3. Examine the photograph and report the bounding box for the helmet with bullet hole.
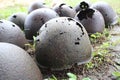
[8,12,27,30]
[35,17,92,71]
[74,2,105,34]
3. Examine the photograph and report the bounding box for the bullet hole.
[77,38,80,40]
[80,1,89,9]
[41,18,44,23]
[62,21,64,23]
[67,17,74,21]
[45,24,47,28]
[105,14,107,16]
[77,8,95,20]
[75,42,80,45]
[68,24,70,25]
[13,15,17,18]
[87,9,95,18]
[76,22,84,35]
[60,32,66,35]
[77,11,87,20]
[12,24,15,27]
[56,20,58,22]
[0,21,3,23]
[60,32,64,35]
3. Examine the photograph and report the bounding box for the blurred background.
[0,0,120,19]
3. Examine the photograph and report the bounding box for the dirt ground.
[40,25,120,80]
[81,25,120,80]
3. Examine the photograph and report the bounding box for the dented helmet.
[74,2,105,34]
[35,17,92,71]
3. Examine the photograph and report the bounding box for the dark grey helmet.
[74,8,105,34]
[28,1,47,13]
[8,12,27,30]
[35,17,92,71]
[24,8,59,40]
[0,20,28,48]
[91,1,118,26]
[53,3,76,18]
[0,42,43,80]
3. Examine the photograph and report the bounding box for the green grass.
[0,0,120,20]
[0,4,27,19]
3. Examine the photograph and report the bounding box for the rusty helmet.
[35,17,92,70]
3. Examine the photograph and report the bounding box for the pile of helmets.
[0,0,118,79]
